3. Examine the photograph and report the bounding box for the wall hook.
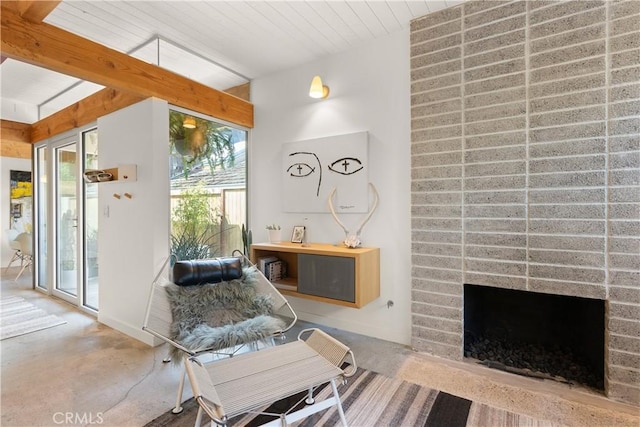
[113,193,121,199]
[124,192,133,199]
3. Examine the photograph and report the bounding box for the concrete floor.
[1,268,638,427]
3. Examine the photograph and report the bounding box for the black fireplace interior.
[464,284,604,390]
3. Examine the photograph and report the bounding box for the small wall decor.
[97,172,113,182]
[282,131,369,213]
[84,170,103,183]
[291,226,305,243]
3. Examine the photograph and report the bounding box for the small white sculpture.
[328,183,379,248]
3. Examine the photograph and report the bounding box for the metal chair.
[4,229,23,274]
[14,232,33,281]
[143,253,298,414]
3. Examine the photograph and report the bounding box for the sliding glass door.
[83,129,99,310]
[34,144,48,291]
[34,127,100,313]
[54,139,79,299]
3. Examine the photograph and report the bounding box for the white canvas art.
[282,131,369,213]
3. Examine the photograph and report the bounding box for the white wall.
[97,98,169,345]
[0,156,31,268]
[250,29,412,345]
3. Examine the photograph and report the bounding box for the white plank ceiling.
[0,0,464,124]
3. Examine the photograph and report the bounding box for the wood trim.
[1,4,254,128]
[1,119,32,158]
[16,1,61,22]
[30,88,146,142]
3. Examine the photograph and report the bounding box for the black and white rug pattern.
[146,366,554,427]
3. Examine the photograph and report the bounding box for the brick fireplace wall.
[409,1,639,405]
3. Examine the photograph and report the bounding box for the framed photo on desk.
[291,226,305,243]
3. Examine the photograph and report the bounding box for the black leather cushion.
[172,257,243,286]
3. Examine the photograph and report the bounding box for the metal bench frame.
[186,328,357,427]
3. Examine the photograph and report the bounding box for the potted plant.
[169,111,236,178]
[266,224,281,243]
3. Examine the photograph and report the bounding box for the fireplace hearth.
[464,284,605,391]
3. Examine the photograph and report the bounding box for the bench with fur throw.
[164,267,286,361]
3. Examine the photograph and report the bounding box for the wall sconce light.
[183,116,196,128]
[309,75,330,99]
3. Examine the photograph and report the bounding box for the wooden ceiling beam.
[0,88,146,145]
[0,4,254,128]
[0,119,32,158]
[31,88,146,143]
[1,119,31,143]
[0,140,32,159]
[15,1,61,22]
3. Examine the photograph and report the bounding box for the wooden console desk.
[250,242,380,308]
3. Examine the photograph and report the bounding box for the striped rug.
[0,296,66,340]
[146,366,553,427]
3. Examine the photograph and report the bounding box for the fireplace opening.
[463,284,605,391]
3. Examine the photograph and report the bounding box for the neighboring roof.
[170,147,246,192]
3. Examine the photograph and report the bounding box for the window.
[168,110,247,259]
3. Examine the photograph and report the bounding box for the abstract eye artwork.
[282,131,369,213]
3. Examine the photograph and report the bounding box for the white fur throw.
[165,267,286,361]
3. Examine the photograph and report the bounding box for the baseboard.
[294,309,404,344]
[98,313,164,347]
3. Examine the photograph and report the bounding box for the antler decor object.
[328,183,379,248]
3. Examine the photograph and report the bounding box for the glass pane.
[169,110,247,260]
[56,143,78,296]
[83,129,99,310]
[35,146,48,289]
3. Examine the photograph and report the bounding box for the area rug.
[0,296,66,340]
[145,365,553,427]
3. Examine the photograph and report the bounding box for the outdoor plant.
[86,228,99,277]
[171,186,228,260]
[170,227,216,260]
[241,224,252,255]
